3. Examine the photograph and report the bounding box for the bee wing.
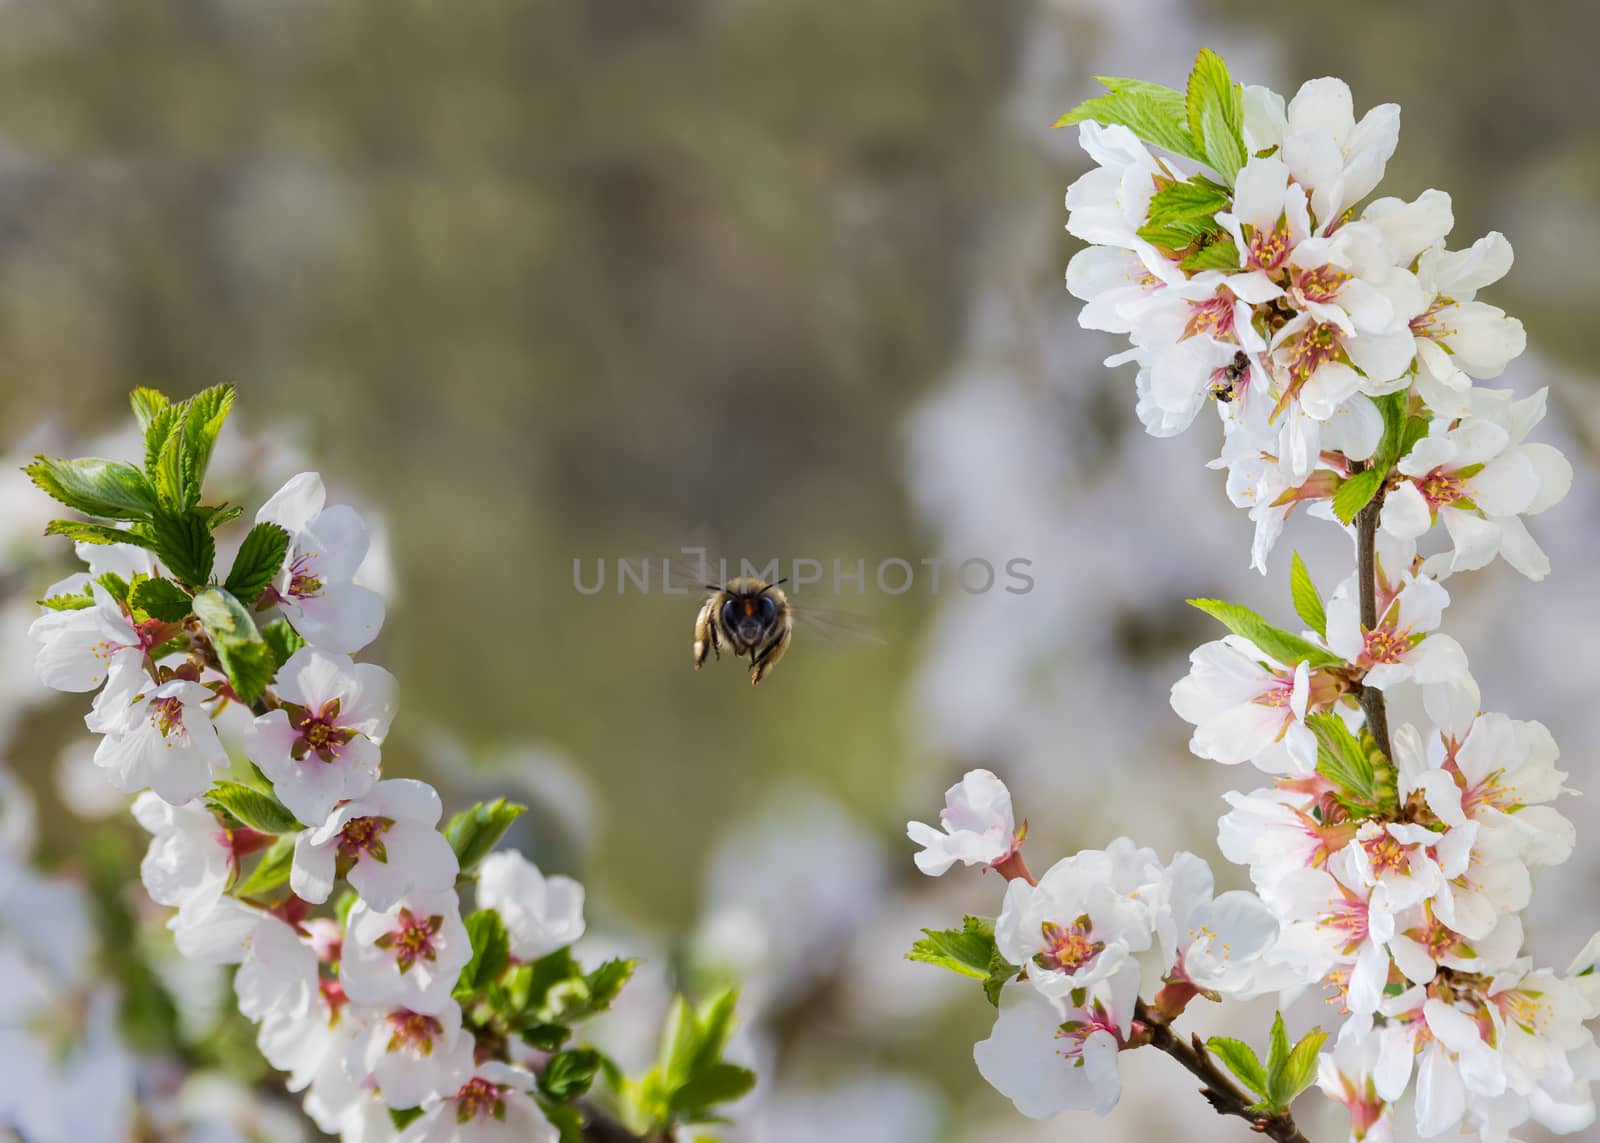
[788,600,886,645]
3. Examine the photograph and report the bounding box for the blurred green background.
[2,1,1598,1139]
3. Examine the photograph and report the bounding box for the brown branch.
[1134,1001,1312,1143]
[1353,485,1393,763]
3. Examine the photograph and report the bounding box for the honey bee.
[1209,351,1251,404]
[693,575,793,686]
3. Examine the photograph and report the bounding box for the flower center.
[1035,916,1104,974]
[1409,296,1457,341]
[1247,220,1291,272]
[386,1008,442,1055]
[1183,295,1237,343]
[452,1077,506,1124]
[1253,678,1295,709]
[290,699,357,764]
[1053,1002,1120,1066]
[1418,469,1464,508]
[373,908,444,973]
[1362,626,1411,665]
[1362,833,1409,877]
[287,553,325,600]
[1284,322,1341,383]
[151,695,188,740]
[339,816,394,862]
[1293,264,1351,304]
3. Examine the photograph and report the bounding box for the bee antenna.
[761,578,788,594]
[703,583,723,592]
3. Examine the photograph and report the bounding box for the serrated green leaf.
[1332,467,1386,525]
[261,619,307,671]
[39,589,95,611]
[224,522,289,605]
[1180,237,1242,271]
[539,1048,601,1102]
[1055,77,1208,165]
[1398,414,1432,462]
[143,401,185,480]
[98,573,133,605]
[129,388,170,431]
[234,833,297,897]
[179,385,234,508]
[1145,180,1231,228]
[1187,598,1344,669]
[207,781,301,834]
[670,1063,756,1119]
[444,798,527,874]
[454,909,511,999]
[907,917,996,981]
[1136,215,1223,251]
[1206,1036,1269,1098]
[521,1021,572,1051]
[192,586,274,704]
[26,457,159,521]
[1308,713,1375,799]
[150,509,216,586]
[129,577,193,623]
[522,947,583,1018]
[1186,49,1246,183]
[1274,1027,1328,1107]
[1289,551,1327,638]
[43,519,158,550]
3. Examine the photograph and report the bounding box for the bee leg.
[693,600,718,669]
[748,625,791,686]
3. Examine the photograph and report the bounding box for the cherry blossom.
[257,471,386,653]
[474,850,586,962]
[906,768,1021,875]
[293,778,459,910]
[342,890,472,1016]
[397,1062,557,1143]
[85,663,227,804]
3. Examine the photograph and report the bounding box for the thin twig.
[1135,1001,1312,1143]
[1353,484,1394,763]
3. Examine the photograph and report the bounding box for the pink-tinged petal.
[295,583,385,654]
[350,823,458,912]
[302,505,371,583]
[291,831,339,905]
[337,662,400,739]
[257,472,327,534]
[244,711,303,781]
[372,778,443,826]
[275,645,353,709]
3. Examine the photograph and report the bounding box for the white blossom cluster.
[28,471,587,1142]
[908,54,1598,1143]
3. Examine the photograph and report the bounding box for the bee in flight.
[694,576,793,686]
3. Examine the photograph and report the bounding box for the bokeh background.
[1,1,1599,1140]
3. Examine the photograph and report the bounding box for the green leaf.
[540,1102,584,1143]
[670,1062,756,1119]
[388,1107,425,1130]
[1308,713,1374,798]
[97,573,133,605]
[207,781,301,834]
[224,522,290,605]
[1332,467,1386,525]
[1206,1037,1268,1099]
[261,619,307,671]
[39,589,95,611]
[43,519,158,549]
[1186,48,1247,183]
[1266,1011,1290,1084]
[129,577,193,623]
[444,798,527,874]
[192,586,274,704]
[907,917,997,982]
[1187,598,1344,669]
[129,388,170,431]
[150,509,216,586]
[1273,1027,1329,1107]
[523,947,582,1016]
[454,909,511,998]
[179,385,235,507]
[143,401,185,480]
[1180,237,1241,271]
[234,833,297,898]
[539,1048,601,1102]
[1056,76,1208,165]
[521,1022,572,1051]
[1145,180,1231,228]
[26,456,159,521]
[1289,552,1326,638]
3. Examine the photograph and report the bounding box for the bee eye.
[759,596,776,621]
[720,600,739,627]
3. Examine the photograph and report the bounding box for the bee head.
[719,580,784,646]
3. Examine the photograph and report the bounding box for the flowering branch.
[904,45,1597,1143]
[1133,1000,1310,1143]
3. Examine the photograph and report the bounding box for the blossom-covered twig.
[905,46,1597,1143]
